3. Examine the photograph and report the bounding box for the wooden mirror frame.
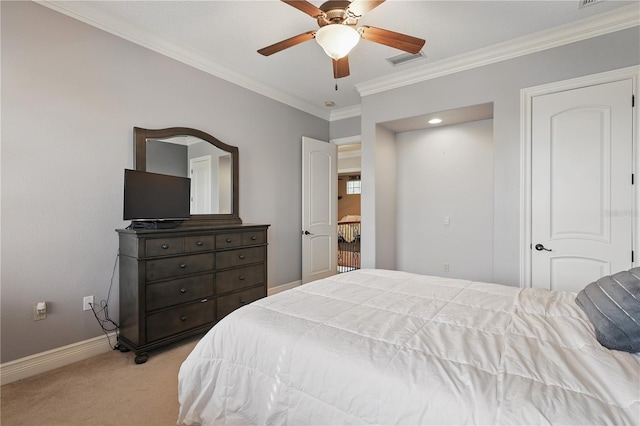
[133,126,241,227]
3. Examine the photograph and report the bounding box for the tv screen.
[123,169,191,221]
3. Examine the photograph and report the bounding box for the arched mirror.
[133,127,241,226]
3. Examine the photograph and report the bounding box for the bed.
[177,269,640,425]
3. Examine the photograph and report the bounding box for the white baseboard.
[1,281,301,386]
[1,333,116,386]
[268,280,301,296]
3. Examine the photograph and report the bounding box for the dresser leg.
[134,353,149,364]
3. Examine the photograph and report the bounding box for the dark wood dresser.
[116,224,269,363]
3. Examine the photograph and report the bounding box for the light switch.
[443,216,450,226]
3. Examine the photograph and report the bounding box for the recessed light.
[325,101,335,107]
[428,118,442,124]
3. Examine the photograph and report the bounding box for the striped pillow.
[576,268,640,353]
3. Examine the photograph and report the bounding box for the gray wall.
[147,141,188,177]
[371,125,397,270]
[1,2,328,362]
[360,27,640,286]
[330,115,361,140]
[396,119,494,282]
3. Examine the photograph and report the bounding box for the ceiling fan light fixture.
[315,24,360,60]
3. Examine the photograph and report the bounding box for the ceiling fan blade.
[347,1,386,17]
[360,26,425,54]
[258,31,316,56]
[281,0,325,18]
[333,56,350,79]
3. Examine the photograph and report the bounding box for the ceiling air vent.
[579,0,604,8]
[386,51,426,67]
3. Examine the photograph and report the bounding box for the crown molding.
[330,104,362,121]
[35,1,639,122]
[35,1,331,121]
[355,4,640,97]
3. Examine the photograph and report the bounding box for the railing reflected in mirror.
[134,127,241,226]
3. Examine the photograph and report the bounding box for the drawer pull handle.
[196,241,203,246]
[180,288,187,294]
[239,276,245,280]
[251,236,257,241]
[226,238,232,243]
[201,298,208,303]
[239,299,246,305]
[161,244,169,249]
[180,316,187,322]
[179,263,187,269]
[239,255,245,260]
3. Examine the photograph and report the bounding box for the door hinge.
[632,251,635,263]
[633,95,636,107]
[633,174,635,185]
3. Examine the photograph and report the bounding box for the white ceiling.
[41,1,639,120]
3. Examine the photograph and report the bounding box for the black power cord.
[89,249,120,350]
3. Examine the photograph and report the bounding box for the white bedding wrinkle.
[178,269,640,425]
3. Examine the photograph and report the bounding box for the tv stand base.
[129,221,182,230]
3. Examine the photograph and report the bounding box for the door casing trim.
[520,65,640,287]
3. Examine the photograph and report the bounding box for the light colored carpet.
[1,336,200,426]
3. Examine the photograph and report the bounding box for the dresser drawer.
[216,232,244,249]
[184,235,215,253]
[146,274,214,311]
[117,224,269,360]
[146,299,215,342]
[216,264,264,294]
[243,230,266,246]
[146,237,183,257]
[216,246,265,269]
[216,286,265,320]
[146,253,214,281]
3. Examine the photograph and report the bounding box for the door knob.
[534,244,552,252]
[303,230,313,235]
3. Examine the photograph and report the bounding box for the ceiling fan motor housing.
[317,1,359,27]
[260,0,425,79]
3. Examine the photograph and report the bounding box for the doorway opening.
[337,143,361,273]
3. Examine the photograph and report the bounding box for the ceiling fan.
[257,0,426,79]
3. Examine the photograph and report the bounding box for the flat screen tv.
[123,169,191,223]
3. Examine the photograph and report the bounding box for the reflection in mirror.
[146,136,232,215]
[133,127,240,226]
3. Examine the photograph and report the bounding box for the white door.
[531,79,633,292]
[190,155,212,214]
[302,137,337,284]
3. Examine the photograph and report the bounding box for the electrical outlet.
[444,263,450,272]
[34,304,47,321]
[83,295,94,311]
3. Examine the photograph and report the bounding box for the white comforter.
[178,269,640,425]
